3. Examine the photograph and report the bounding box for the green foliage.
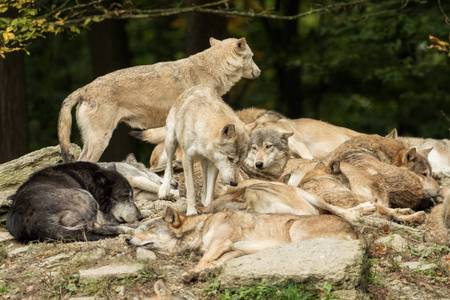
[204,279,332,300]
[0,284,9,294]
[0,0,87,57]
[367,258,384,286]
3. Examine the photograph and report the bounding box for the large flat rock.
[78,263,143,281]
[0,144,80,192]
[218,238,367,291]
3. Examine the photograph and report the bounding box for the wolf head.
[209,37,261,80]
[395,147,433,178]
[301,160,351,190]
[94,165,143,223]
[247,128,293,170]
[212,123,250,186]
[125,207,188,254]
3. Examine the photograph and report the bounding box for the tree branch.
[438,0,450,25]
[41,0,374,27]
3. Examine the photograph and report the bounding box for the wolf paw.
[169,189,180,200]
[186,206,198,216]
[412,211,427,224]
[158,183,171,199]
[118,226,135,234]
[182,270,198,283]
[395,208,414,215]
[350,202,377,216]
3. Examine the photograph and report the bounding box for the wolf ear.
[420,147,433,157]
[220,124,236,139]
[209,37,220,47]
[404,148,417,163]
[105,163,117,172]
[153,280,171,296]
[327,161,341,175]
[235,37,247,53]
[386,128,398,139]
[281,132,294,142]
[314,162,325,170]
[125,153,137,164]
[163,207,182,229]
[94,171,110,186]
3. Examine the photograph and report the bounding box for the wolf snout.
[255,161,264,169]
[230,181,238,187]
[125,237,132,245]
[252,69,261,79]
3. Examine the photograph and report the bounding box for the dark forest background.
[1,0,449,164]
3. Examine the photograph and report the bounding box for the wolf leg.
[202,160,219,206]
[375,204,426,224]
[183,239,234,282]
[183,156,197,216]
[348,202,377,216]
[296,187,361,222]
[158,125,178,200]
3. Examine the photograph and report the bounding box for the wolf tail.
[130,126,167,144]
[58,90,81,163]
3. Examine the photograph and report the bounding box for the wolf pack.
[5,37,450,296]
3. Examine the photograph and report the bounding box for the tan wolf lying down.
[327,133,433,177]
[299,161,427,224]
[154,86,250,216]
[126,207,365,282]
[197,180,371,222]
[58,37,260,163]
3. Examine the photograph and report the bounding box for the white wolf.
[150,86,250,215]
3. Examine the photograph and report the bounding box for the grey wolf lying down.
[7,162,143,243]
[126,207,365,282]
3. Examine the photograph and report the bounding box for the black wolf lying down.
[6,162,143,243]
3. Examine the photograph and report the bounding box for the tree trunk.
[87,18,138,162]
[185,0,227,55]
[0,52,28,164]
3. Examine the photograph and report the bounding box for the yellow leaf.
[429,35,450,47]
[3,32,15,42]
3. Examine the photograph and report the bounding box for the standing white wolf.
[58,37,260,162]
[142,85,250,216]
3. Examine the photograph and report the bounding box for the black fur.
[6,162,143,243]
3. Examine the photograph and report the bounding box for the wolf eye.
[227,156,234,163]
[265,144,273,149]
[251,145,257,151]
